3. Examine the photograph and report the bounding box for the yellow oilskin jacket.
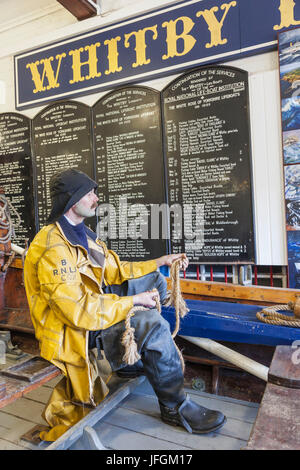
[24,220,157,442]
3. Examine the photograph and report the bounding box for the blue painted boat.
[162,299,300,346]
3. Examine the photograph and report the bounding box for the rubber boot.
[129,310,226,434]
[116,360,145,378]
[159,396,226,434]
[100,309,226,435]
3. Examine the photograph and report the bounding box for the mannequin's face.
[73,189,99,218]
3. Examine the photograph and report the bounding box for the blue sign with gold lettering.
[14,0,300,110]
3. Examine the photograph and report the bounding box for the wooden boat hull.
[0,259,299,404]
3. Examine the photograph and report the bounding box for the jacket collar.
[56,215,97,249]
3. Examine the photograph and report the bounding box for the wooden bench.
[0,356,60,409]
[246,345,300,450]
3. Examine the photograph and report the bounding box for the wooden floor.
[0,355,259,451]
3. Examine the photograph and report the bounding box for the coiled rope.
[0,194,21,244]
[0,195,22,271]
[256,302,300,327]
[121,257,189,371]
[0,195,13,244]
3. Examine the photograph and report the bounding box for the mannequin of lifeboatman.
[24,168,226,441]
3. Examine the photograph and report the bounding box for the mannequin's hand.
[132,291,159,308]
[156,253,189,270]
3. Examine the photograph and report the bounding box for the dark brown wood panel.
[57,0,98,20]
[268,345,300,389]
[246,345,300,450]
[246,382,300,450]
[0,368,60,409]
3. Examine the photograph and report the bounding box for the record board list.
[93,87,167,261]
[32,102,94,229]
[162,66,255,263]
[0,113,36,244]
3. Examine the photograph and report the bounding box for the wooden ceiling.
[57,0,98,21]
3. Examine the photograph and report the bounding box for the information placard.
[32,101,94,229]
[162,66,255,263]
[93,86,167,260]
[0,112,36,244]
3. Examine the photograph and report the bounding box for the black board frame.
[91,84,169,261]
[161,65,256,265]
[31,99,96,231]
[0,65,256,264]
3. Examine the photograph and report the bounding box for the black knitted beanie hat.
[47,168,97,224]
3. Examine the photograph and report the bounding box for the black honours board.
[32,101,94,229]
[162,66,255,263]
[93,86,167,261]
[3,65,256,263]
[0,113,36,244]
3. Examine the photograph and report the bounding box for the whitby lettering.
[15,0,300,109]
[26,2,238,93]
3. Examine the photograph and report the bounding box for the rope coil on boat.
[256,302,300,327]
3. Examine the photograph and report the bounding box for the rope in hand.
[121,257,189,372]
[256,301,300,328]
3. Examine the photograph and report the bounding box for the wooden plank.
[46,376,146,450]
[0,355,17,371]
[123,391,258,427]
[187,388,259,411]
[70,422,188,450]
[20,424,49,446]
[248,73,272,265]
[170,279,300,305]
[0,418,42,444]
[0,376,257,451]
[0,369,60,409]
[246,344,300,450]
[100,407,247,450]
[41,375,62,390]
[0,438,28,450]
[22,386,52,404]
[0,378,5,399]
[0,396,46,425]
[263,71,287,266]
[0,314,34,334]
[268,345,300,389]
[0,409,49,450]
[10,258,23,269]
[133,374,259,412]
[0,407,41,429]
[120,393,253,442]
[1,356,58,383]
[246,383,300,450]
